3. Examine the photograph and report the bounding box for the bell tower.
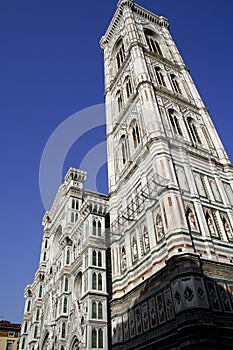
[101,0,233,348]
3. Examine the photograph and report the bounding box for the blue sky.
[0,0,232,323]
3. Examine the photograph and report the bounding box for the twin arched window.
[115,39,125,70]
[145,29,163,56]
[92,272,102,290]
[170,74,181,94]
[92,219,102,236]
[92,250,102,267]
[187,117,201,144]
[125,75,132,98]
[132,122,141,149]
[155,67,166,87]
[168,109,183,136]
[92,328,103,348]
[92,301,103,319]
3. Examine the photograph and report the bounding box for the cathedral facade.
[20,1,233,349]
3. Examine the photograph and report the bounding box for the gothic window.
[27,300,31,312]
[131,122,141,149]
[155,67,166,87]
[120,135,128,165]
[64,277,69,292]
[98,221,101,236]
[98,251,102,267]
[63,297,68,313]
[98,328,104,348]
[61,322,66,338]
[38,285,43,298]
[116,90,123,113]
[92,272,97,289]
[23,322,27,333]
[145,30,162,55]
[125,75,133,98]
[98,302,103,319]
[170,74,181,94]
[43,251,46,261]
[98,273,102,290]
[36,309,40,321]
[221,214,233,241]
[186,207,198,231]
[155,214,164,241]
[92,327,97,348]
[34,325,38,339]
[187,117,202,144]
[115,39,125,70]
[66,250,70,265]
[71,198,79,210]
[93,220,97,235]
[92,301,97,318]
[44,239,48,249]
[93,250,97,266]
[168,109,183,136]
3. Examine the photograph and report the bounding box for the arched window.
[155,67,166,87]
[187,117,201,144]
[120,135,128,165]
[98,273,102,290]
[92,301,97,318]
[38,285,43,298]
[98,221,101,237]
[66,250,70,265]
[36,309,40,321]
[98,302,103,319]
[92,328,97,348]
[63,297,68,313]
[132,123,141,149]
[98,328,104,348]
[61,322,66,338]
[92,272,97,289]
[93,250,97,266]
[145,30,162,55]
[34,325,38,339]
[116,90,123,113]
[43,251,46,261]
[21,338,25,349]
[64,277,69,292]
[168,109,183,136]
[93,220,97,235]
[98,251,102,267]
[23,322,27,334]
[44,239,48,249]
[115,39,125,70]
[125,75,132,98]
[27,300,31,312]
[170,74,181,94]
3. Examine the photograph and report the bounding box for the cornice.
[100,1,169,50]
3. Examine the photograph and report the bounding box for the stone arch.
[69,337,80,350]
